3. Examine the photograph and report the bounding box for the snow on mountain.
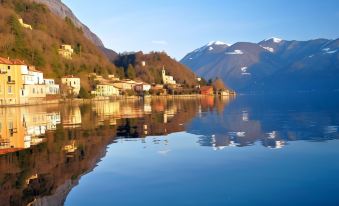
[260,46,274,52]
[207,41,230,46]
[225,50,244,55]
[264,37,283,43]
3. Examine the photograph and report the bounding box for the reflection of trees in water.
[0,97,234,205]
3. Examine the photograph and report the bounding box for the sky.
[62,0,339,59]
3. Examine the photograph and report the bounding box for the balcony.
[7,80,15,84]
[0,69,7,74]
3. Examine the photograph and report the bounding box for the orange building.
[200,86,214,95]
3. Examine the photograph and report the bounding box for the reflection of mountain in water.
[0,97,228,206]
[188,93,339,150]
[1,94,338,205]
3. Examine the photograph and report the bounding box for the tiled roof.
[0,57,13,65]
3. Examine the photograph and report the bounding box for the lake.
[1,93,339,206]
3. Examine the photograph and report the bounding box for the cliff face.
[33,0,104,47]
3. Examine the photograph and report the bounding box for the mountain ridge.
[181,37,339,92]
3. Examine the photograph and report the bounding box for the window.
[33,88,36,94]
[8,66,10,70]
[8,86,12,94]
[7,76,11,82]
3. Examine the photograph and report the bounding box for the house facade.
[0,57,23,105]
[0,57,59,106]
[61,76,81,96]
[92,84,120,97]
[44,79,60,95]
[58,44,74,60]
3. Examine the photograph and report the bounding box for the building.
[113,79,138,91]
[61,76,81,96]
[162,66,176,85]
[134,83,151,93]
[20,65,47,103]
[0,57,59,105]
[200,86,214,95]
[0,57,23,105]
[44,79,60,95]
[92,83,119,97]
[58,44,74,60]
[18,18,32,30]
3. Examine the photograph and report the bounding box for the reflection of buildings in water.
[198,134,234,150]
[262,131,285,149]
[0,108,27,151]
[143,98,152,113]
[242,111,249,122]
[93,101,120,126]
[163,104,178,123]
[62,106,82,128]
[0,107,61,155]
[64,140,78,155]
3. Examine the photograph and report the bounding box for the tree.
[212,78,226,92]
[78,86,91,99]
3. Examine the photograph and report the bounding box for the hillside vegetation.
[115,52,198,86]
[0,0,116,90]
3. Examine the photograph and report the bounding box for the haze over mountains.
[181,38,339,92]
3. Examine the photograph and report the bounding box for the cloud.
[152,40,168,45]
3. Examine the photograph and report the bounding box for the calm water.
[1,93,339,206]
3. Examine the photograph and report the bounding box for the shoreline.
[0,94,235,108]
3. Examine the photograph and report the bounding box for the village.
[0,53,235,106]
[0,17,235,106]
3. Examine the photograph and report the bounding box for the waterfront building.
[92,83,120,97]
[134,83,151,93]
[200,86,214,95]
[113,79,139,91]
[44,79,60,95]
[0,57,24,105]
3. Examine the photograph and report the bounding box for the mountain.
[0,0,116,91]
[181,37,339,92]
[33,0,104,47]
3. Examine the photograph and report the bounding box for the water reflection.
[0,93,338,205]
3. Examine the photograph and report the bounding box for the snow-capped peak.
[207,41,229,46]
[265,37,283,43]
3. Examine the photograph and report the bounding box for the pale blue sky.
[62,0,339,59]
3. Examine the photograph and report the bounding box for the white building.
[44,79,60,95]
[134,83,151,92]
[61,76,81,96]
[162,66,176,85]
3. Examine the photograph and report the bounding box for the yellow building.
[92,84,120,97]
[58,44,74,59]
[18,18,32,30]
[0,107,28,153]
[113,79,138,91]
[0,57,24,105]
